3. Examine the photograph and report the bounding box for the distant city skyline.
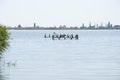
[0,0,120,27]
[7,21,119,28]
[15,21,120,29]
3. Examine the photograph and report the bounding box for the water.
[0,30,120,80]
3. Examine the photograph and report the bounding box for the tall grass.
[0,25,9,53]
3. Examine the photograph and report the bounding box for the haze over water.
[0,30,120,80]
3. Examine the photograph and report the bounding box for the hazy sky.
[0,0,120,27]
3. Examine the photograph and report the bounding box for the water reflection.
[0,40,9,80]
[0,54,17,80]
[0,39,10,80]
[0,69,6,80]
[0,57,6,80]
[0,71,5,80]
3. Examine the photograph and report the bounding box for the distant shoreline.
[7,28,120,30]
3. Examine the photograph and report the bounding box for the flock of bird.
[0,60,17,67]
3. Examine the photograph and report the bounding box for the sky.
[0,0,120,27]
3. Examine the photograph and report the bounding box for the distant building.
[107,22,112,28]
[34,23,36,28]
[59,25,67,29]
[17,24,22,28]
[100,22,103,27]
[62,25,67,28]
[88,22,95,28]
[82,23,84,27]
[114,25,120,29]
[89,22,92,28]
[80,23,86,29]
[96,24,99,28]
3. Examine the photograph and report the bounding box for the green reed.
[0,25,9,53]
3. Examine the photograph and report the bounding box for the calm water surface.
[0,30,120,80]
